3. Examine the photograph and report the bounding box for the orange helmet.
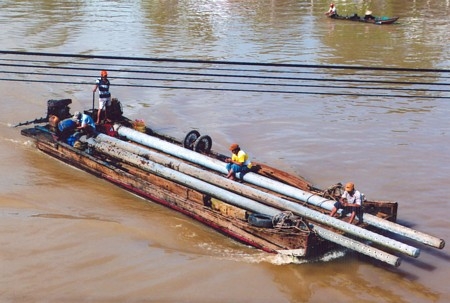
[101,70,108,77]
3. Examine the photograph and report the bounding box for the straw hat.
[365,10,372,15]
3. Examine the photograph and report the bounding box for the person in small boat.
[364,10,375,21]
[329,182,363,224]
[93,70,111,124]
[73,111,96,136]
[225,143,252,181]
[325,3,337,17]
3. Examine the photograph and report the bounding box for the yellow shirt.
[232,150,252,168]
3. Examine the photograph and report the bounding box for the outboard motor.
[13,98,72,128]
[47,99,72,120]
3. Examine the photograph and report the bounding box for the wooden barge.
[18,98,444,267]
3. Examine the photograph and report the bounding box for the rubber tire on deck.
[194,134,212,154]
[248,214,273,228]
[183,130,201,150]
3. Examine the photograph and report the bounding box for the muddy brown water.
[1,1,449,302]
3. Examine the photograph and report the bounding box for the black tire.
[183,130,201,150]
[248,213,273,228]
[194,134,212,154]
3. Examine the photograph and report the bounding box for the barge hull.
[30,132,320,257]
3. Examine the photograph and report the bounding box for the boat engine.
[47,98,72,120]
[13,98,73,128]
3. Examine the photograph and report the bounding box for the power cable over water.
[0,50,449,99]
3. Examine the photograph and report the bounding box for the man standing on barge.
[93,70,111,124]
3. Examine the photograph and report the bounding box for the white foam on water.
[196,241,347,265]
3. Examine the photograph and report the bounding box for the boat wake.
[0,134,32,146]
[198,242,346,265]
[1,122,34,146]
[265,249,347,265]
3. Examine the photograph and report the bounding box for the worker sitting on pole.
[330,182,363,224]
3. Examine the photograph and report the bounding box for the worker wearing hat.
[364,10,375,21]
[329,182,364,224]
[73,111,96,136]
[93,70,111,124]
[224,143,252,181]
[72,111,82,122]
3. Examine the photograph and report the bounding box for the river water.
[1,1,449,302]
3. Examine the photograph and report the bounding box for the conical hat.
[365,10,372,15]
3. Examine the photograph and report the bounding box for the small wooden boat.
[328,14,399,25]
[17,98,444,267]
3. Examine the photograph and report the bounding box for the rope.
[273,211,311,234]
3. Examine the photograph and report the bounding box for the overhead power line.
[0,50,449,99]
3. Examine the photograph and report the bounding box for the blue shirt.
[58,118,76,132]
[80,114,96,129]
